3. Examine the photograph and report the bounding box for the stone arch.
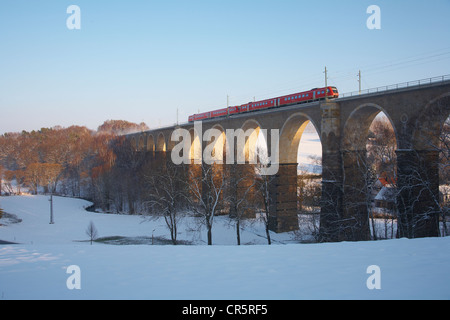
[130,137,137,151]
[138,135,145,151]
[397,93,450,238]
[147,134,155,152]
[413,92,450,151]
[156,132,166,152]
[343,103,398,151]
[237,119,261,164]
[188,127,202,163]
[167,132,177,152]
[204,124,226,164]
[341,103,399,240]
[279,112,321,164]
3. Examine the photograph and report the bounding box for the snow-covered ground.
[0,195,449,300]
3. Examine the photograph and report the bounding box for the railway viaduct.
[127,76,450,242]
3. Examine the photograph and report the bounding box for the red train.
[188,86,339,122]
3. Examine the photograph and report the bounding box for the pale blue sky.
[1,0,449,133]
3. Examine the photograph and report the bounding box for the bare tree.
[253,163,275,245]
[396,153,441,238]
[86,221,98,245]
[297,160,322,242]
[434,115,449,236]
[227,164,257,245]
[396,100,449,238]
[186,163,227,245]
[144,161,187,245]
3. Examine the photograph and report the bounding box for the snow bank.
[0,195,295,245]
[0,195,449,300]
[1,238,449,300]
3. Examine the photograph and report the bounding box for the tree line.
[0,115,448,244]
[0,120,147,201]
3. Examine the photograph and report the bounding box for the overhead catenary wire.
[194,46,450,113]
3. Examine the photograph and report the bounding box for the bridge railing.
[340,74,450,98]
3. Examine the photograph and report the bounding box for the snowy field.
[0,195,449,300]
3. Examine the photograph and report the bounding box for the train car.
[329,86,339,98]
[278,86,338,107]
[249,98,277,112]
[239,102,251,113]
[193,111,211,121]
[188,86,339,122]
[189,107,239,122]
[210,108,228,119]
[278,90,312,106]
[228,105,240,115]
